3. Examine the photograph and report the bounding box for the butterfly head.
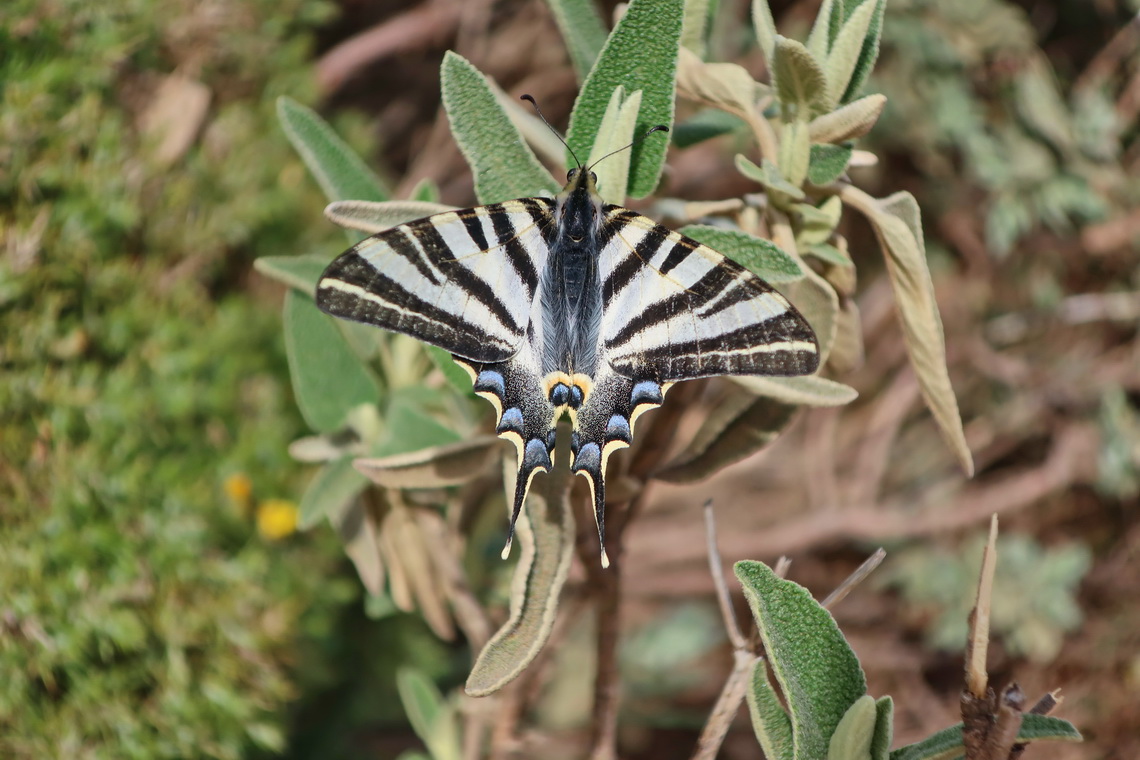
[557,167,603,243]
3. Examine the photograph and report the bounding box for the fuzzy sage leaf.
[441,51,559,204]
[736,560,868,760]
[284,291,381,433]
[888,714,1081,760]
[277,97,389,203]
[543,0,608,82]
[466,436,576,696]
[566,0,683,198]
[748,658,795,760]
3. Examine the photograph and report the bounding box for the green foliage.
[888,715,1082,760]
[736,561,868,760]
[0,0,399,755]
[1097,387,1140,498]
[870,0,1123,256]
[566,0,684,198]
[879,535,1091,662]
[441,52,559,204]
[736,560,1081,760]
[542,0,608,81]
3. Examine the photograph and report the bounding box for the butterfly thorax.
[539,171,605,403]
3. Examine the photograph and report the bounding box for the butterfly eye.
[566,168,579,181]
[589,172,598,184]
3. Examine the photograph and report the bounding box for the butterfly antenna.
[520,94,583,169]
[586,124,669,171]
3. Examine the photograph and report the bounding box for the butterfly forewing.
[316,199,555,363]
[597,211,819,381]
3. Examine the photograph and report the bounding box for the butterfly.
[316,129,819,568]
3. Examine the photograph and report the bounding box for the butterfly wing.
[316,198,561,558]
[317,198,556,363]
[568,209,820,564]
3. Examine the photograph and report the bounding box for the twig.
[693,650,758,760]
[821,548,887,609]
[703,501,748,650]
[846,367,920,508]
[638,423,1097,564]
[965,515,998,700]
[691,501,755,760]
[961,516,999,760]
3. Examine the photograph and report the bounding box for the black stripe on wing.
[317,252,518,361]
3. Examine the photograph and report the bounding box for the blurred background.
[1,0,1138,758]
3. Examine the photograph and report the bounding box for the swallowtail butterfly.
[316,118,819,567]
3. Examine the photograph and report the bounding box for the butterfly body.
[317,168,819,567]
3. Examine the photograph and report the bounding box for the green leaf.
[567,0,684,198]
[735,560,867,760]
[730,375,858,407]
[839,0,885,104]
[283,291,381,433]
[672,108,746,148]
[277,97,388,203]
[587,86,642,205]
[299,455,369,529]
[681,0,714,56]
[735,154,805,201]
[796,196,844,247]
[425,345,475,395]
[779,118,811,186]
[324,200,457,235]
[396,668,462,760]
[751,0,778,66]
[354,436,502,490]
[747,658,795,760]
[679,224,805,282]
[772,36,829,119]
[543,0,608,82]
[806,242,853,267]
[441,51,560,204]
[871,697,894,760]
[823,0,877,109]
[466,434,576,696]
[806,0,844,62]
[860,191,973,476]
[808,143,854,185]
[809,94,887,143]
[410,178,441,203]
[254,254,330,294]
[888,714,1081,760]
[372,390,462,458]
[828,695,876,760]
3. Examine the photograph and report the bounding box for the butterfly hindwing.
[317,199,556,363]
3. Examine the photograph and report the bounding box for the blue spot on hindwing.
[475,370,506,398]
[550,382,570,407]
[630,380,663,407]
[523,438,552,471]
[573,442,601,475]
[497,407,525,434]
[606,414,632,443]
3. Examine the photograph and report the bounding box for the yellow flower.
[223,473,253,511]
[256,499,299,540]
